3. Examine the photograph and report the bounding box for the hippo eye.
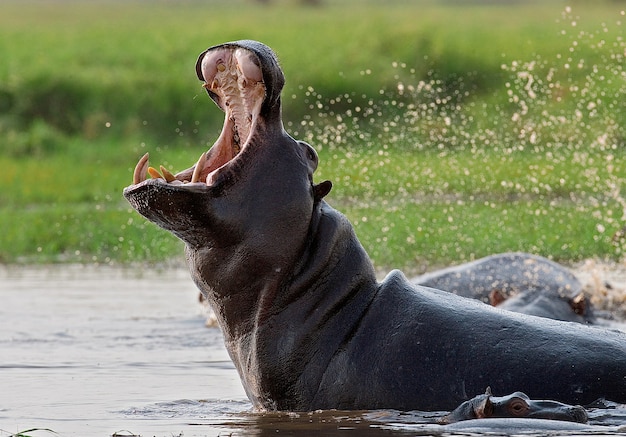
[298,140,318,165]
[508,398,530,416]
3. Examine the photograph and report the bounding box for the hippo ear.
[489,289,506,306]
[569,292,587,316]
[475,393,494,418]
[314,180,332,201]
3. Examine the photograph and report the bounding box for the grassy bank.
[2,0,626,273]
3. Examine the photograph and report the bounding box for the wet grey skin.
[123,40,626,412]
[413,252,595,323]
[440,388,588,424]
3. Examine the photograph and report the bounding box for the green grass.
[317,146,626,272]
[2,0,626,273]
[2,0,619,139]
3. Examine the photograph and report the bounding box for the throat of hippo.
[233,201,380,410]
[285,201,379,314]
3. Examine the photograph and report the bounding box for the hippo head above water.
[124,40,626,412]
[124,40,335,332]
[440,387,588,424]
[124,39,331,242]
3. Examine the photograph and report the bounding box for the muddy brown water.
[1,265,625,437]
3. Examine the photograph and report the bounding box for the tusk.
[132,153,149,185]
[148,166,164,180]
[160,165,176,182]
[191,152,207,183]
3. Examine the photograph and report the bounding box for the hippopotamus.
[439,387,588,424]
[413,252,595,323]
[123,40,626,411]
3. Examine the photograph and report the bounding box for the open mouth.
[129,45,266,189]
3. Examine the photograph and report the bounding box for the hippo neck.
[232,201,380,410]
[285,201,379,311]
[264,200,379,328]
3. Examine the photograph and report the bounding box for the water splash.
[289,5,626,270]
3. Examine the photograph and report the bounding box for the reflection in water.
[206,409,442,436]
[1,266,625,437]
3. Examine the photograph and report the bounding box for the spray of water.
[285,6,626,272]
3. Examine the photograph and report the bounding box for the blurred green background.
[2,0,626,273]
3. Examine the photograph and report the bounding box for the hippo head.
[440,387,588,424]
[123,40,332,326]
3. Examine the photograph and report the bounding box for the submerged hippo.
[439,387,588,424]
[123,40,626,411]
[412,253,595,323]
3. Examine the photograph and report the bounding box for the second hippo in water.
[413,252,595,323]
[439,387,588,424]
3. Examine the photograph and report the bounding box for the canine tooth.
[160,165,176,182]
[148,166,164,179]
[191,152,207,183]
[206,172,216,186]
[132,153,149,185]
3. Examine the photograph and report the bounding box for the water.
[0,265,246,436]
[1,265,626,437]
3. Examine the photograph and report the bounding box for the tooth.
[133,153,149,185]
[191,152,207,183]
[160,165,176,182]
[206,172,215,186]
[217,62,226,72]
[148,166,164,179]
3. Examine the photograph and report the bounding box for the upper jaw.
[125,41,273,194]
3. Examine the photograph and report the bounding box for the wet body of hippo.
[123,40,626,411]
[413,252,594,323]
[440,387,588,424]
